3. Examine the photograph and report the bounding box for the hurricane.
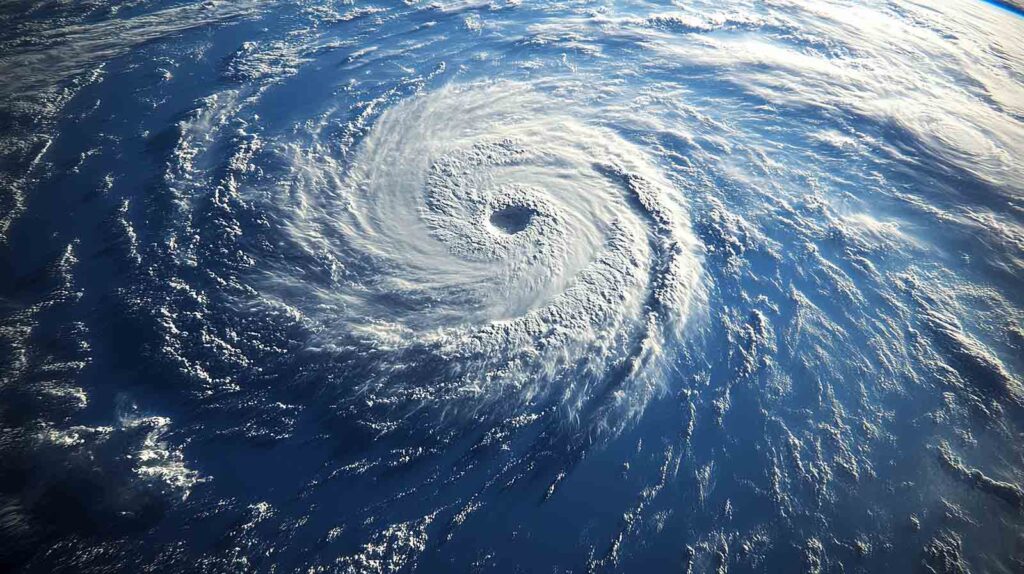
[254,82,702,432]
[1,1,1023,572]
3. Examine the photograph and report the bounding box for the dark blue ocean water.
[1,1,1023,572]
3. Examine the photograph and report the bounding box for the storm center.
[488,205,535,235]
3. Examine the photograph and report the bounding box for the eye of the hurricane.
[488,205,535,235]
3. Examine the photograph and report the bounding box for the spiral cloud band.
[273,83,702,427]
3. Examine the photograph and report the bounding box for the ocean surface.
[1,1,1023,572]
